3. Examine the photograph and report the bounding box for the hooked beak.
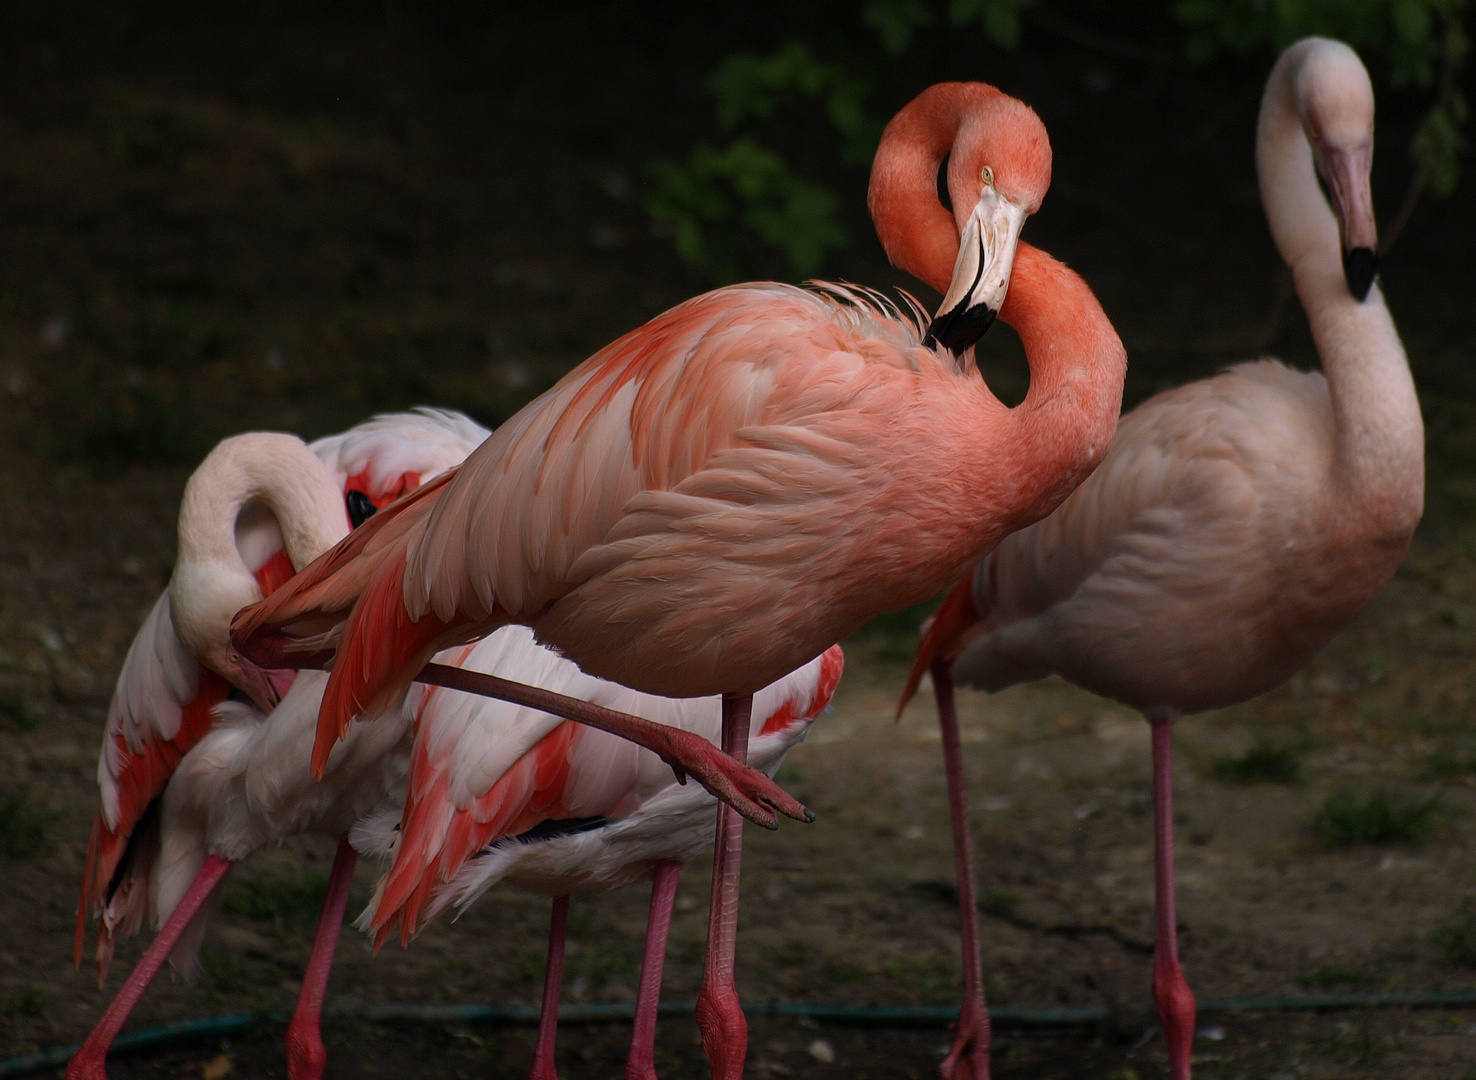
[924,184,1029,356]
[1314,142,1378,301]
[226,654,298,712]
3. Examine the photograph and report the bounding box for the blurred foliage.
[0,692,37,732]
[1311,787,1444,846]
[645,135,847,283]
[1433,900,1476,966]
[648,0,1468,280]
[1176,0,1470,196]
[0,788,52,860]
[1211,733,1310,783]
[224,871,332,934]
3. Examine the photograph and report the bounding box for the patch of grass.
[198,948,249,996]
[48,380,208,472]
[1315,1023,1398,1066]
[1211,735,1308,784]
[1424,742,1476,780]
[223,872,328,933]
[1311,789,1444,848]
[0,985,49,1020]
[1433,903,1476,967]
[0,692,38,732]
[0,789,52,859]
[1297,964,1381,990]
[979,887,1021,920]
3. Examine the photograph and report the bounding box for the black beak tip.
[925,303,999,357]
[1344,247,1377,302]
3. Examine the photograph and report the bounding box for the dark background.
[0,3,1475,1078]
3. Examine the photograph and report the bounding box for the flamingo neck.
[171,434,348,667]
[1258,45,1423,536]
[992,242,1127,527]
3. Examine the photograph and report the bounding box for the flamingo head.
[171,560,298,712]
[869,83,1051,358]
[1295,39,1378,300]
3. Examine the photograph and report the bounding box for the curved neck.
[995,242,1127,523]
[1258,50,1423,525]
[171,434,347,663]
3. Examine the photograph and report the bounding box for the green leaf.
[863,0,936,53]
[948,0,1037,49]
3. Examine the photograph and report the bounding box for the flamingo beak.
[226,654,298,712]
[925,185,1028,356]
[1313,140,1377,301]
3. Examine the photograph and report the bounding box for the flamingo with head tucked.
[900,39,1422,1080]
[233,80,1127,1078]
[72,411,489,1080]
[351,630,843,1080]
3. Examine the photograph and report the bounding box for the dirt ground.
[0,4,1474,1079]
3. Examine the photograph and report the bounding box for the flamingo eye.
[936,152,952,213]
[981,165,994,187]
[346,490,377,529]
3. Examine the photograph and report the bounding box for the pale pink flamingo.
[233,80,1127,1078]
[349,629,843,1080]
[899,39,1423,1080]
[72,412,488,1080]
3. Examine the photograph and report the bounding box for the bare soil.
[0,4,1473,1078]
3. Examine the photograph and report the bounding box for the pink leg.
[1148,709,1195,1080]
[285,835,358,1080]
[696,693,752,1080]
[67,855,233,1080]
[934,662,990,1080]
[625,859,682,1080]
[418,664,809,830]
[530,895,570,1080]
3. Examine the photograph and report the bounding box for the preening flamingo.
[350,630,843,1080]
[72,412,489,1080]
[233,79,1126,1078]
[899,39,1423,1080]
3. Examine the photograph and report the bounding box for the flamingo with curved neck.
[170,432,351,710]
[234,80,1125,1079]
[73,414,489,1080]
[901,39,1422,1080]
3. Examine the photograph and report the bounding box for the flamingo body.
[354,631,844,942]
[948,357,1418,713]
[903,39,1423,1080]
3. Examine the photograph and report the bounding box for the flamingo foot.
[696,983,748,1080]
[938,995,991,1080]
[1153,961,1197,1080]
[284,1017,328,1080]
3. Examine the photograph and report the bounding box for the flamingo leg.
[1148,708,1195,1080]
[696,693,752,1080]
[417,664,809,830]
[284,835,358,1080]
[625,859,682,1080]
[529,895,571,1080]
[934,661,991,1080]
[67,855,233,1080]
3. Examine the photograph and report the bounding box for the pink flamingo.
[350,629,843,1080]
[233,80,1127,1078]
[899,39,1422,1080]
[72,412,488,1080]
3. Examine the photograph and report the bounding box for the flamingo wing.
[234,284,955,749]
[77,592,230,967]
